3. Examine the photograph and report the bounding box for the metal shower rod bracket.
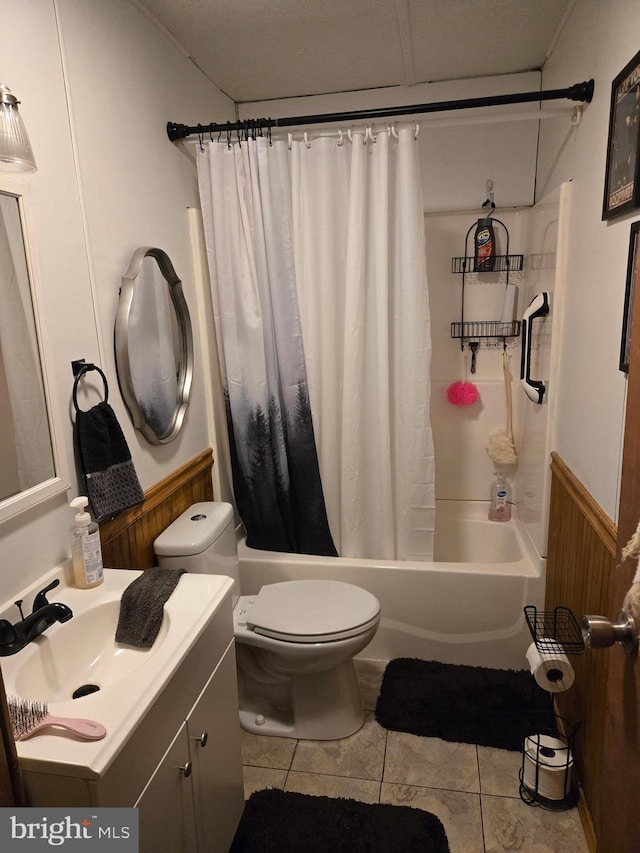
[167,79,594,142]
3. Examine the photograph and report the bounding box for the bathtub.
[237,500,545,670]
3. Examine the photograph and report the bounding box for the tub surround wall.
[428,185,569,559]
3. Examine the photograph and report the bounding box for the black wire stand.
[519,605,584,810]
[519,717,580,810]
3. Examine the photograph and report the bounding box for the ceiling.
[137,0,576,104]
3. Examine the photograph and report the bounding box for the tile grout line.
[476,745,488,853]
[379,728,389,803]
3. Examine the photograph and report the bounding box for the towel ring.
[72,362,109,413]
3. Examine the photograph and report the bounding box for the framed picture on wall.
[620,220,640,372]
[603,50,640,221]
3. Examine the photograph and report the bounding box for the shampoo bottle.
[69,496,104,589]
[473,217,496,272]
[488,471,511,522]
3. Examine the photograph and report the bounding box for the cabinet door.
[135,722,198,853]
[188,643,245,852]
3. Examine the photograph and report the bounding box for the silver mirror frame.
[115,247,194,445]
[0,174,70,523]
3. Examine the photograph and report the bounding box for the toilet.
[154,501,380,740]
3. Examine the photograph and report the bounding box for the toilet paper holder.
[523,606,585,655]
[581,612,637,653]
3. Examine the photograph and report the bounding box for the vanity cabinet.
[136,721,198,852]
[136,644,243,852]
[20,587,245,853]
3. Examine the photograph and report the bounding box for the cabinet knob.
[196,731,208,748]
[181,761,192,778]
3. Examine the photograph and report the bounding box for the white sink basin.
[12,599,170,703]
[0,567,234,779]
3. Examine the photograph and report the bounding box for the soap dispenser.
[69,496,104,589]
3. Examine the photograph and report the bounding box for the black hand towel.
[116,568,186,648]
[75,401,144,521]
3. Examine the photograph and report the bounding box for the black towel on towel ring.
[73,365,144,521]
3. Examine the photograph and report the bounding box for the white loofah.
[485,429,517,465]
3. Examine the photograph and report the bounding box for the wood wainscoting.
[547,452,616,851]
[99,449,215,569]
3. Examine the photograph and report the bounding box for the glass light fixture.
[0,83,37,173]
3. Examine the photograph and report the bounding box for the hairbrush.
[8,696,106,741]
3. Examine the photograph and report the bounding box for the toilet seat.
[245,580,380,644]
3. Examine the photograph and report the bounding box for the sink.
[11,599,169,703]
[1,567,234,779]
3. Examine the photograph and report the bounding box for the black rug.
[375,658,555,752]
[230,789,449,852]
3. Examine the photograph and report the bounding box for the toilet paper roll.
[525,640,575,693]
[523,734,573,801]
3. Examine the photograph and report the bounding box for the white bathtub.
[238,500,545,670]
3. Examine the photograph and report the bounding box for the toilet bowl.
[154,502,380,740]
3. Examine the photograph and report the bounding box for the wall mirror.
[115,247,193,444]
[0,175,69,523]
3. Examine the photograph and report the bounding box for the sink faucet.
[0,579,73,656]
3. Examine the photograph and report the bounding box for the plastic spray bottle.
[488,471,511,522]
[69,496,104,588]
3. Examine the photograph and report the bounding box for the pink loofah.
[446,380,480,406]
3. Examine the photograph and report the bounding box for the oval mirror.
[115,247,193,444]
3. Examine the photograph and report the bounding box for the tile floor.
[240,660,590,853]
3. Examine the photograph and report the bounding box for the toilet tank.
[154,502,240,599]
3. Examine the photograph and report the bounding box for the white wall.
[240,72,542,212]
[537,0,640,521]
[0,0,234,603]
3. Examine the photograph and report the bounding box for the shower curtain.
[197,138,337,556]
[291,128,435,560]
[197,126,435,561]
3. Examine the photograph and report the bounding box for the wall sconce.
[0,83,37,173]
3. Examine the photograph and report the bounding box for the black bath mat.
[375,658,555,751]
[230,789,449,852]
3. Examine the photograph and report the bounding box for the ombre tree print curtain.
[196,137,337,556]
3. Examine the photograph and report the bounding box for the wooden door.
[600,252,640,851]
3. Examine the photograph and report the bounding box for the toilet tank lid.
[153,502,234,557]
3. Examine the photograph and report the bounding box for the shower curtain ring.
[348,128,353,144]
[390,124,398,139]
[337,129,344,146]
[365,127,376,144]
[414,122,420,140]
[304,131,311,149]
[287,132,293,150]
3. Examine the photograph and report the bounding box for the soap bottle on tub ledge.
[69,496,104,588]
[488,471,511,522]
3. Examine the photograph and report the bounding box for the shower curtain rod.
[167,79,594,141]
